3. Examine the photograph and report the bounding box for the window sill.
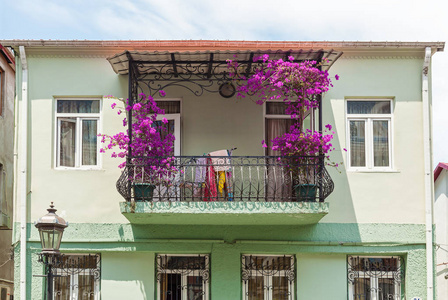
[54,167,105,171]
[347,169,400,173]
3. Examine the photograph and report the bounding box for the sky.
[0,0,447,167]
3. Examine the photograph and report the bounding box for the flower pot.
[133,183,155,201]
[294,184,317,202]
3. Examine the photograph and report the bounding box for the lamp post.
[35,203,68,300]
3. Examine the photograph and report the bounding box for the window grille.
[347,256,405,300]
[156,254,209,300]
[52,254,101,300]
[242,255,295,300]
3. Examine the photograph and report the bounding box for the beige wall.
[17,50,428,225]
[0,48,15,288]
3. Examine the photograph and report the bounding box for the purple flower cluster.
[228,55,341,168]
[99,93,178,183]
[227,56,338,117]
[270,124,335,157]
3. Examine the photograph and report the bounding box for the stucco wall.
[0,48,15,289]
[16,53,427,225]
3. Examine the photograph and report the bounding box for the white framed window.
[346,99,393,171]
[154,99,181,156]
[53,254,101,300]
[348,256,404,300]
[242,255,295,300]
[156,254,209,300]
[55,99,101,169]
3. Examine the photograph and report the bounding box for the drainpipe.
[422,46,434,300]
[18,46,28,300]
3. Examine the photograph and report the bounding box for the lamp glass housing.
[39,226,64,253]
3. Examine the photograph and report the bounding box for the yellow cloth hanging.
[217,171,226,196]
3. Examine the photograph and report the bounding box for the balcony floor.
[119,201,329,225]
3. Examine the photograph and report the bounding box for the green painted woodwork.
[119,201,329,225]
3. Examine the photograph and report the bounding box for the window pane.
[157,255,209,300]
[378,278,396,300]
[78,275,95,300]
[246,276,264,300]
[266,102,288,115]
[353,278,370,300]
[242,256,294,300]
[155,101,181,114]
[373,121,389,167]
[350,121,366,167]
[186,276,204,300]
[265,119,296,156]
[160,273,182,300]
[347,101,391,114]
[54,275,70,300]
[272,276,290,300]
[82,120,98,166]
[57,100,99,114]
[60,119,76,167]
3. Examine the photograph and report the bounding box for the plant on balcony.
[99,93,178,200]
[227,54,337,129]
[228,55,340,200]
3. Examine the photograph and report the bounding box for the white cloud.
[3,0,448,165]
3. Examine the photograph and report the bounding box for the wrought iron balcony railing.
[116,156,334,203]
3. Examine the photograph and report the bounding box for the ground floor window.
[156,254,209,300]
[53,254,101,300]
[242,255,295,300]
[347,256,404,300]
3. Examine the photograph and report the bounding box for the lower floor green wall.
[14,222,429,299]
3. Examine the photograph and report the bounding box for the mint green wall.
[102,252,155,300]
[21,54,427,225]
[297,254,347,299]
[18,222,429,299]
[323,57,426,224]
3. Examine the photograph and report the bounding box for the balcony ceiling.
[107,49,343,76]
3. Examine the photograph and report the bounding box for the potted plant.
[269,124,337,201]
[99,92,178,201]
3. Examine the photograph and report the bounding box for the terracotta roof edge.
[0,40,444,51]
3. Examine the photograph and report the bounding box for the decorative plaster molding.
[340,55,423,60]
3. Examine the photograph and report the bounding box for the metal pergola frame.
[108,48,342,203]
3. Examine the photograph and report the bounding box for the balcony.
[117,155,333,225]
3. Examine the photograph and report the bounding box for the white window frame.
[54,98,102,170]
[348,256,402,300]
[154,98,182,156]
[242,254,295,300]
[264,101,312,156]
[346,99,394,171]
[156,254,209,300]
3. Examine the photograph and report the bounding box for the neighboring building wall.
[5,43,437,299]
[435,166,448,299]
[0,45,15,298]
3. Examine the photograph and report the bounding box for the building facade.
[434,163,448,300]
[0,44,15,300]
[1,40,445,299]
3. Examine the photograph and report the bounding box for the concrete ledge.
[120,201,329,225]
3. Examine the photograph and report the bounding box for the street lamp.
[35,203,68,300]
